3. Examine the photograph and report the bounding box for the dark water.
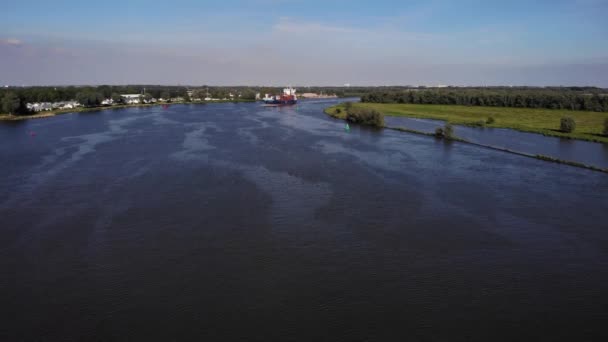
[385,116,608,169]
[1,99,608,341]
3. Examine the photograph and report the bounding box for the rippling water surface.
[384,116,608,168]
[1,99,607,341]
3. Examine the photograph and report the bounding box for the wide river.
[1,99,607,341]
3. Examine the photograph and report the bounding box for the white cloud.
[0,38,23,46]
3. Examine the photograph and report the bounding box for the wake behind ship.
[263,87,298,105]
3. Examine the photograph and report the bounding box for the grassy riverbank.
[324,104,608,173]
[0,100,255,121]
[326,103,608,143]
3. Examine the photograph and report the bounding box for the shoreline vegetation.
[0,84,346,120]
[330,102,608,144]
[325,103,608,174]
[0,84,357,119]
[361,87,608,112]
[0,100,255,121]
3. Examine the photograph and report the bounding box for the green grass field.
[326,103,608,143]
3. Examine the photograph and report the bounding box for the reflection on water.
[1,99,607,341]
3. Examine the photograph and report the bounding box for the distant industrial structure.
[300,92,338,99]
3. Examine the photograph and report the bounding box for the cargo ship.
[263,87,298,105]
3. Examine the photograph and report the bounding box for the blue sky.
[1,0,607,86]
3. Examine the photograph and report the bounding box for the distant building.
[300,93,338,99]
[27,102,53,112]
[121,94,141,104]
[26,100,81,112]
[61,101,80,109]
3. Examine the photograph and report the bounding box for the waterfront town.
[25,92,238,112]
[6,87,340,114]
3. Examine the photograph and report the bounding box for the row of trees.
[316,86,608,99]
[3,85,607,106]
[0,86,261,114]
[0,85,272,108]
[361,89,608,112]
[75,91,105,107]
[0,86,192,104]
[1,92,28,115]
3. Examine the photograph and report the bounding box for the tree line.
[0,84,384,108]
[4,85,608,115]
[0,85,191,104]
[0,85,259,115]
[361,88,608,112]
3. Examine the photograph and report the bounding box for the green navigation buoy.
[345,123,350,131]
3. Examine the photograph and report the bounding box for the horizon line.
[3,84,608,89]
